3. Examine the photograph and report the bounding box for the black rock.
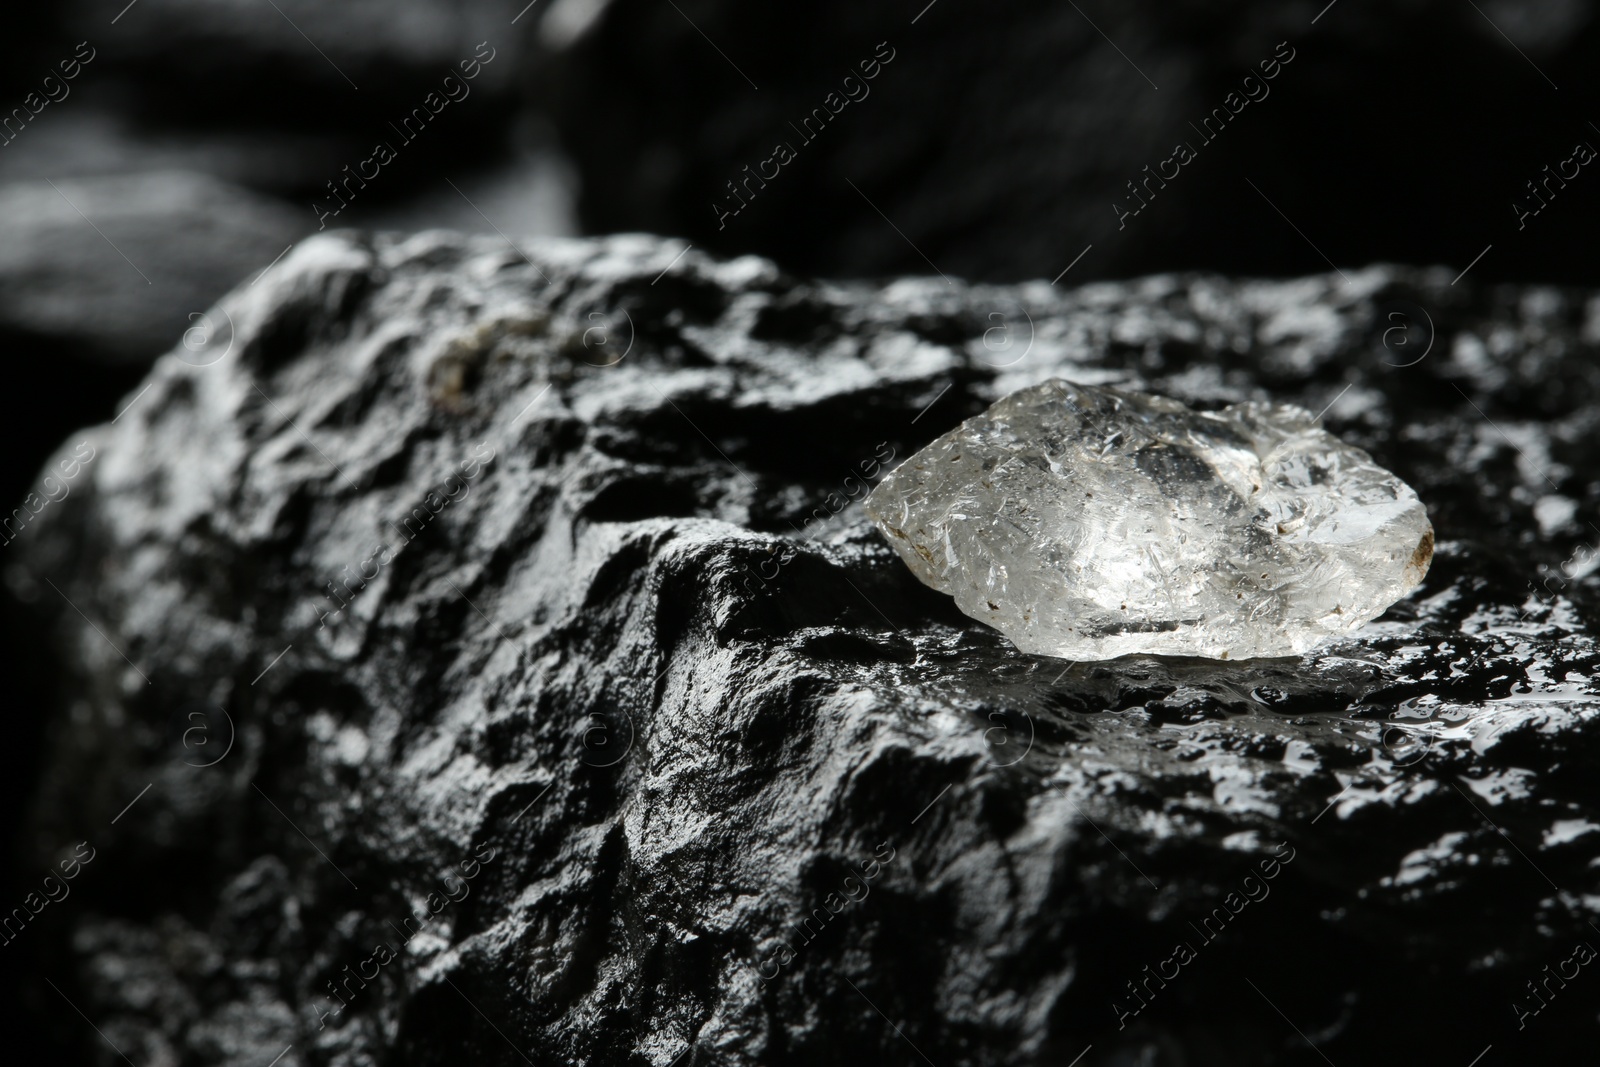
[0,3,564,603]
[13,233,1600,1065]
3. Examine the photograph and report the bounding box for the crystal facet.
[865,380,1433,661]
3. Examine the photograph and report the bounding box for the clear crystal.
[865,380,1433,661]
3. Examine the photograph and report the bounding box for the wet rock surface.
[13,232,1600,1064]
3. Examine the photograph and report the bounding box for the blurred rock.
[0,105,357,195]
[61,0,526,101]
[0,2,540,245]
[14,232,1600,1063]
[538,0,1600,284]
[364,141,579,239]
[0,170,309,363]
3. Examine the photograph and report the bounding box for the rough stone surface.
[0,0,567,703]
[866,380,1433,661]
[12,233,1600,1065]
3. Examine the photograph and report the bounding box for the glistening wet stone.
[13,236,1600,1064]
[865,380,1433,661]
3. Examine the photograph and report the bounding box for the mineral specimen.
[865,379,1433,660]
[18,237,1600,1064]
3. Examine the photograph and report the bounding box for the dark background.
[3,0,1598,1057]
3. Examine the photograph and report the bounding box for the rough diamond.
[864,380,1434,661]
